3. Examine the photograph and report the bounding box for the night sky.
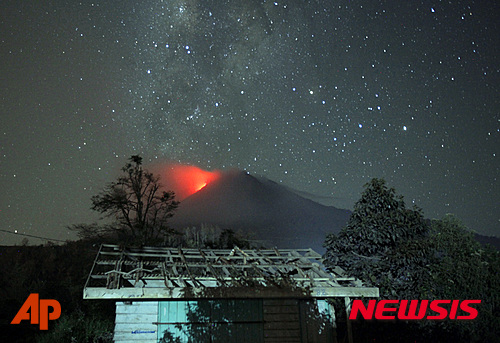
[1,0,498,245]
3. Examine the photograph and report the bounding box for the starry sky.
[1,0,498,245]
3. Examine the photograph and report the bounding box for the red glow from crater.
[160,164,221,200]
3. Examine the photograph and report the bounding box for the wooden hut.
[84,244,378,343]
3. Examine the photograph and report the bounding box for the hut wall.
[263,299,302,342]
[157,299,264,343]
[114,301,158,343]
[113,299,334,343]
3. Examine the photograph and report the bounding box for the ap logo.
[11,293,61,330]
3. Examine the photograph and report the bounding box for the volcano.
[169,170,351,253]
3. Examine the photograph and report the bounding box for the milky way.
[1,0,498,244]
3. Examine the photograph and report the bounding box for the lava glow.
[160,164,221,200]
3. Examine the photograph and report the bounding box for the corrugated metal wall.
[114,301,158,343]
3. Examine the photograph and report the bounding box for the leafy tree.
[323,178,431,299]
[430,215,490,299]
[72,155,179,245]
[323,179,500,342]
[427,215,500,342]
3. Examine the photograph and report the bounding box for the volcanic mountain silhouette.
[170,170,351,253]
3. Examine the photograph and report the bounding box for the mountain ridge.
[170,170,350,253]
[169,170,500,252]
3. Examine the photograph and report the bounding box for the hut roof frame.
[83,244,379,299]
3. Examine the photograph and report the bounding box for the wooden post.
[345,297,353,343]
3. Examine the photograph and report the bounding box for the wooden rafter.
[84,244,379,300]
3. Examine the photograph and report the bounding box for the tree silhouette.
[74,155,179,245]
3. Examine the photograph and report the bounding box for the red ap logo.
[11,293,61,330]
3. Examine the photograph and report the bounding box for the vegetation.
[3,167,498,342]
[324,178,500,342]
[323,178,431,299]
[0,241,115,343]
[0,227,253,343]
[2,156,255,342]
[36,309,113,343]
[426,215,500,341]
[175,225,252,249]
[70,155,179,246]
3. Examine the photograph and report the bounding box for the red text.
[11,293,61,330]
[349,299,480,320]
